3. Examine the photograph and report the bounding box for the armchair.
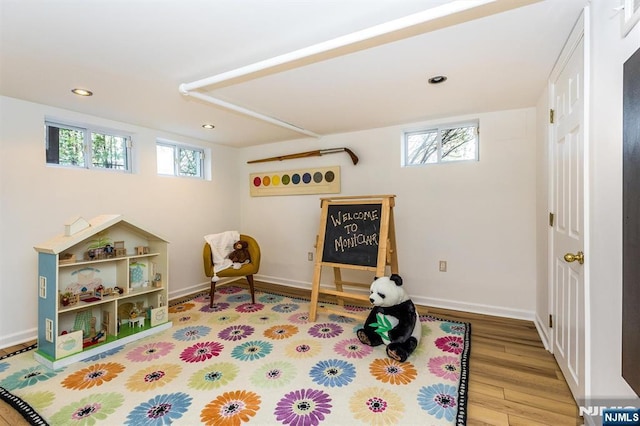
[203,234,261,307]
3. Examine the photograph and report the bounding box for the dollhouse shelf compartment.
[57,252,161,268]
[57,287,164,314]
[34,214,172,370]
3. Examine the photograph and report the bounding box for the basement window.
[45,121,132,172]
[402,121,479,166]
[156,140,205,179]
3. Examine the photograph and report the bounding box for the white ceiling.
[0,0,586,147]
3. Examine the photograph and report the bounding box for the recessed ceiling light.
[428,75,447,84]
[202,124,215,129]
[71,88,93,96]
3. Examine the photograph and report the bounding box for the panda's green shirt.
[371,313,394,343]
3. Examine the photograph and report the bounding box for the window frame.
[623,0,640,36]
[402,120,479,167]
[156,139,205,179]
[45,120,132,172]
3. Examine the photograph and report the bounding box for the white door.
[549,14,586,401]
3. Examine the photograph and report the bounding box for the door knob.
[564,251,584,265]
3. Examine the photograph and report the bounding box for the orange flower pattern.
[61,362,125,390]
[200,390,261,426]
[169,302,195,314]
[263,324,299,340]
[369,358,417,385]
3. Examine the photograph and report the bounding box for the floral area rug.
[0,286,470,425]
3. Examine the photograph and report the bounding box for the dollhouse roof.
[34,214,169,254]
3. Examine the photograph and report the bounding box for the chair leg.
[210,279,216,308]
[247,275,255,304]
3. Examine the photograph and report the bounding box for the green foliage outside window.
[45,122,130,172]
[178,147,202,177]
[157,141,204,179]
[50,127,85,166]
[91,133,127,169]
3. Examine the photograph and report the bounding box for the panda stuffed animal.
[356,274,421,362]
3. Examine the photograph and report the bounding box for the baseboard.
[168,281,211,300]
[168,277,254,301]
[534,313,552,351]
[257,275,537,322]
[0,328,37,350]
[411,295,536,321]
[254,274,317,292]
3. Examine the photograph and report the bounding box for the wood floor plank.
[508,413,578,426]
[468,379,505,399]
[472,345,558,370]
[467,403,510,426]
[472,359,574,394]
[472,392,579,425]
[505,342,555,358]
[473,372,574,402]
[473,348,558,375]
[0,400,30,426]
[505,388,579,418]
[471,340,506,353]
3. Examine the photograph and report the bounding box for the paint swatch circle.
[302,172,312,184]
[324,171,335,182]
[281,174,290,185]
[271,175,280,186]
[263,176,271,186]
[313,171,323,183]
[292,173,301,184]
[253,177,262,187]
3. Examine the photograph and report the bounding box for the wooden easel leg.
[388,206,399,274]
[333,267,344,306]
[309,263,323,321]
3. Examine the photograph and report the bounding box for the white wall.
[0,96,241,347]
[240,108,538,319]
[586,0,640,405]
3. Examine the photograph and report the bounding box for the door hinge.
[549,212,554,227]
[549,314,553,328]
[549,109,555,124]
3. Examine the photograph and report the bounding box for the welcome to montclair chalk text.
[329,209,380,227]
[329,208,380,252]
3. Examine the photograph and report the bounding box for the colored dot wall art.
[249,166,341,197]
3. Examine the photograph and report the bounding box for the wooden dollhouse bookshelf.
[33,214,172,369]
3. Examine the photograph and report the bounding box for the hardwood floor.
[0,280,582,425]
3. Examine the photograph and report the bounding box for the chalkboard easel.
[309,195,398,321]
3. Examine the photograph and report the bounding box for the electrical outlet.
[308,252,314,261]
[439,261,447,272]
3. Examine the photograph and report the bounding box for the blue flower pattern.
[309,359,356,387]
[125,392,192,425]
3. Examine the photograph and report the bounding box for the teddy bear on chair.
[356,274,421,362]
[228,240,251,269]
